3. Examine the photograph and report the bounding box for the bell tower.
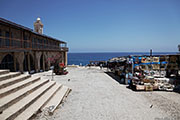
[34,17,43,34]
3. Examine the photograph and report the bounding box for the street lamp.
[178,45,180,52]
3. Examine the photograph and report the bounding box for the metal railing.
[0,36,68,51]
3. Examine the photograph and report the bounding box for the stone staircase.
[0,70,71,120]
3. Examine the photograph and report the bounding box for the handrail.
[0,36,68,51]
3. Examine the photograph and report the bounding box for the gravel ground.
[33,66,180,120]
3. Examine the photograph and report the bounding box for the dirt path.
[33,67,180,120]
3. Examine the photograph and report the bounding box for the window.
[43,39,46,49]
[38,38,40,49]
[5,31,10,46]
[32,37,37,49]
[23,33,30,48]
[11,31,14,47]
[24,34,27,48]
[24,34,28,40]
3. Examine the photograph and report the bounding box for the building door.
[40,54,44,71]
[0,54,14,71]
[23,53,35,72]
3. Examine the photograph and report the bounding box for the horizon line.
[68,51,178,54]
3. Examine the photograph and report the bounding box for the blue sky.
[0,0,180,52]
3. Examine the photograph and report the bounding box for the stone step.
[0,72,21,82]
[0,70,9,75]
[0,79,49,113]
[0,74,31,89]
[15,83,62,120]
[42,85,71,114]
[0,77,40,98]
[0,81,56,120]
[63,87,72,100]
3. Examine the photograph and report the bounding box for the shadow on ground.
[105,72,134,91]
[105,72,122,84]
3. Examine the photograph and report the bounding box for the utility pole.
[150,49,152,57]
[131,58,134,76]
[150,49,153,75]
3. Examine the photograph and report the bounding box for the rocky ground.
[33,66,180,120]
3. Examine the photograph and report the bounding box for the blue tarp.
[130,56,168,68]
[134,62,167,67]
[161,61,168,64]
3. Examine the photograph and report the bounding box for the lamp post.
[178,45,180,53]
[150,49,153,75]
[131,58,134,76]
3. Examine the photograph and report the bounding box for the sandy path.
[33,67,180,120]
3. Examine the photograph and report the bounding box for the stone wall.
[0,51,66,73]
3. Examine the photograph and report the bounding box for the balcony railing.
[60,47,69,51]
[0,36,68,51]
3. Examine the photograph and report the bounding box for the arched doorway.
[40,54,44,71]
[44,54,48,71]
[0,54,14,71]
[45,61,48,71]
[23,53,35,72]
[16,61,19,71]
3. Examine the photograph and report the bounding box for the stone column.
[37,52,41,72]
[17,52,24,73]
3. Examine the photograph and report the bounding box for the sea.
[68,52,177,66]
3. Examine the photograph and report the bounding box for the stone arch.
[15,52,24,73]
[44,52,49,70]
[29,54,35,71]
[29,52,34,61]
[40,54,44,70]
[55,52,63,63]
[34,52,42,72]
[23,53,35,72]
[16,60,20,71]
[0,54,14,71]
[0,53,13,64]
[47,52,55,67]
